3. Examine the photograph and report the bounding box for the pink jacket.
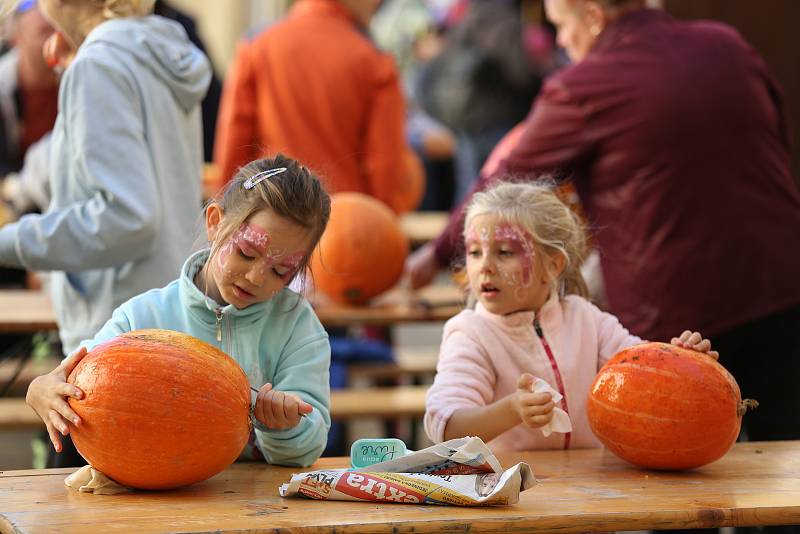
[424,293,643,451]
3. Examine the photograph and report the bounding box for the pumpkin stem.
[738,398,759,416]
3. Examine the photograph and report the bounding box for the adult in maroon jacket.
[407,0,800,445]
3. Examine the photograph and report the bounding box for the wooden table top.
[0,290,56,334]
[311,284,464,327]
[0,284,464,333]
[1,441,798,533]
[399,211,447,247]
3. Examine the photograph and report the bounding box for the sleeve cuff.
[0,223,23,268]
[253,409,317,438]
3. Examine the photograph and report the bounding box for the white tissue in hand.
[531,377,572,437]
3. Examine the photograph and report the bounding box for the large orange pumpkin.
[587,342,756,470]
[67,329,251,489]
[311,192,409,304]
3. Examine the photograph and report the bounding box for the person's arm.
[592,301,645,368]
[2,132,52,213]
[26,304,133,452]
[213,41,259,189]
[443,373,554,443]
[363,54,422,214]
[424,322,551,443]
[0,57,160,271]
[252,307,331,467]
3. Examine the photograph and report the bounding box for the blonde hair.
[95,0,155,19]
[463,180,589,298]
[208,154,331,290]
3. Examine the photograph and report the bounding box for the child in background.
[27,156,333,467]
[424,181,718,450]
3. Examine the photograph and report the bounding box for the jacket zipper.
[214,308,223,343]
[533,318,571,450]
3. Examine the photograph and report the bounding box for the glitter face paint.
[209,218,309,308]
[465,215,552,315]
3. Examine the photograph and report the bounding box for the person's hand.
[405,242,441,290]
[510,373,555,429]
[671,330,719,360]
[42,32,74,73]
[26,347,88,452]
[421,129,456,160]
[254,383,313,430]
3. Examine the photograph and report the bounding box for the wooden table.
[0,291,55,334]
[0,284,464,333]
[312,284,464,327]
[0,441,798,533]
[399,211,447,247]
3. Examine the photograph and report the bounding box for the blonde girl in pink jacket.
[424,182,718,451]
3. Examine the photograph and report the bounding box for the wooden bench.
[0,385,429,430]
[0,398,38,430]
[0,356,60,397]
[346,346,438,383]
[329,385,427,420]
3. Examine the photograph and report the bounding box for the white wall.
[166,0,291,76]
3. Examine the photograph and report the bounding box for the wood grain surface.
[1,441,798,533]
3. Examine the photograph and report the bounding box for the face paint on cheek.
[215,241,235,275]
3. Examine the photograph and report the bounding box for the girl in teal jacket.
[27,154,332,467]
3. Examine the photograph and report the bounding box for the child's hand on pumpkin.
[671,330,719,360]
[510,373,555,429]
[26,347,88,452]
[254,383,313,430]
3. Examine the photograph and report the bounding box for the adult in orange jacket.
[213,0,422,214]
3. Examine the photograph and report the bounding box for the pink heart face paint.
[465,214,553,315]
[206,210,311,309]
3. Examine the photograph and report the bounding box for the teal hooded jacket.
[80,249,331,467]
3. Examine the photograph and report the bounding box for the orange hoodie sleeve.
[362,54,422,214]
[213,41,260,192]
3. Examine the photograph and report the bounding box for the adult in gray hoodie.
[0,0,211,355]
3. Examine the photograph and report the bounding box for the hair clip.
[243,167,288,190]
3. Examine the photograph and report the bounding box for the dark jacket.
[434,9,800,340]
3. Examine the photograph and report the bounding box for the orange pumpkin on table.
[587,342,756,470]
[67,329,251,490]
[310,192,409,304]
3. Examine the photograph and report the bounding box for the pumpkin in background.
[587,342,756,470]
[67,329,251,489]
[310,192,409,304]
